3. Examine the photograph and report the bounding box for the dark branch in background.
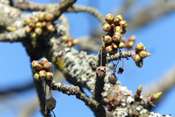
[0,81,34,95]
[46,80,109,117]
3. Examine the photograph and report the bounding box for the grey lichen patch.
[113,108,128,117]
[126,96,134,104]
[0,0,10,5]
[0,3,23,27]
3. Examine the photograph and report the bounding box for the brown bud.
[108,73,118,85]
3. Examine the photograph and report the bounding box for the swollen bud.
[26,18,33,25]
[135,43,144,51]
[35,28,42,35]
[105,13,114,24]
[6,26,17,31]
[25,26,32,33]
[128,41,134,47]
[119,42,125,49]
[39,70,47,78]
[62,35,69,42]
[112,34,121,42]
[114,26,123,33]
[132,54,141,62]
[101,42,106,48]
[150,92,162,101]
[34,73,40,81]
[38,12,45,21]
[135,59,143,68]
[116,15,123,21]
[72,39,79,45]
[129,35,136,41]
[46,72,53,80]
[35,22,42,28]
[45,13,54,21]
[119,20,127,28]
[103,23,111,32]
[104,35,112,44]
[40,58,48,65]
[105,45,113,53]
[44,62,52,70]
[47,24,55,32]
[31,60,40,68]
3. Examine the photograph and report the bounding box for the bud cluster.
[31,58,53,81]
[132,43,151,67]
[25,12,55,39]
[61,35,79,47]
[102,14,127,53]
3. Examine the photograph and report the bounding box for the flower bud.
[101,42,106,48]
[35,63,43,70]
[6,26,17,31]
[150,92,162,101]
[38,12,45,21]
[143,46,146,51]
[72,39,79,45]
[112,34,120,42]
[29,22,35,28]
[66,41,73,47]
[31,60,40,68]
[105,13,114,24]
[132,54,141,62]
[113,16,120,25]
[136,85,142,95]
[128,41,134,47]
[35,22,42,28]
[45,13,54,21]
[119,42,125,49]
[42,21,47,27]
[103,23,111,32]
[35,27,42,35]
[47,24,55,32]
[104,35,112,44]
[103,98,109,104]
[34,72,40,81]
[138,51,147,59]
[26,18,33,25]
[135,59,143,68]
[119,20,127,28]
[46,72,53,80]
[116,15,123,21]
[108,73,118,85]
[40,58,48,65]
[114,32,121,36]
[114,26,123,33]
[62,35,69,42]
[44,62,52,70]
[34,17,39,23]
[129,35,136,41]
[25,26,32,33]
[39,70,47,78]
[31,32,37,39]
[112,43,117,49]
[105,45,113,53]
[135,43,144,51]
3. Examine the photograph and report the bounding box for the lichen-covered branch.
[13,0,48,11]
[0,27,26,42]
[106,50,135,63]
[46,80,108,117]
[58,15,70,36]
[67,5,105,24]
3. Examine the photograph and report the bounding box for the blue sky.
[0,0,175,117]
